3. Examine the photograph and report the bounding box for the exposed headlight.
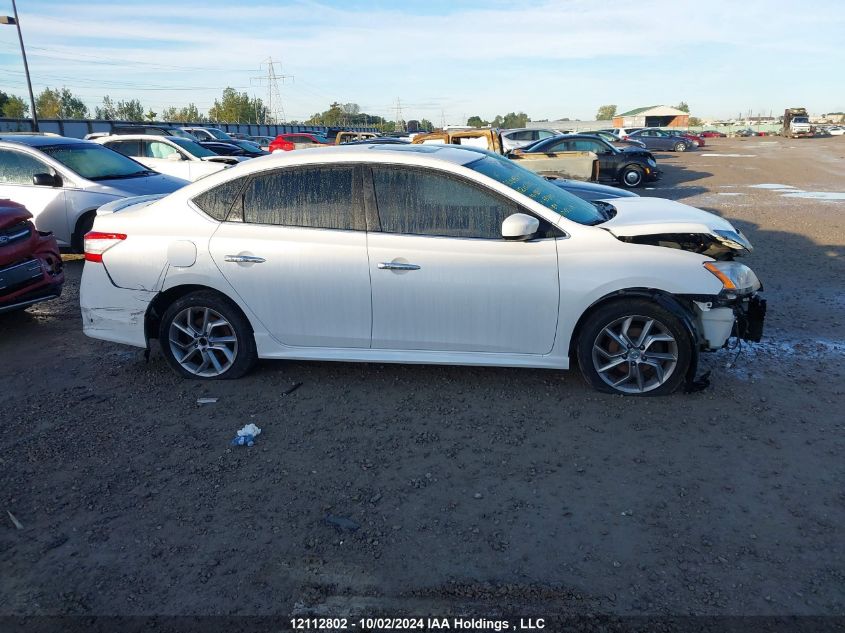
[703,261,761,296]
[714,229,753,253]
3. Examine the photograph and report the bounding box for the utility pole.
[251,57,292,124]
[394,97,404,132]
[1,1,38,130]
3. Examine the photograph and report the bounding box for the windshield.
[40,143,151,180]
[207,128,233,141]
[170,137,219,158]
[467,154,605,225]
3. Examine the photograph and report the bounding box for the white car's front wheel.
[577,299,692,396]
[159,291,257,380]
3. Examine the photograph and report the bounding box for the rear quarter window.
[192,178,247,221]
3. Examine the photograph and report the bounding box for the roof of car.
[97,134,183,142]
[0,134,95,147]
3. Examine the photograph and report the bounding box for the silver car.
[0,134,187,251]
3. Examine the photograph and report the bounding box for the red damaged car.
[0,200,64,314]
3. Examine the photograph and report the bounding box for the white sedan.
[94,135,242,182]
[79,145,766,395]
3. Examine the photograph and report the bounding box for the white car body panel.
[600,197,737,237]
[367,232,559,353]
[208,222,372,348]
[81,145,755,375]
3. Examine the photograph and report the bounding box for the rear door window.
[238,165,363,230]
[107,140,142,157]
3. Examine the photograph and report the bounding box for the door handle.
[378,262,420,271]
[224,255,265,263]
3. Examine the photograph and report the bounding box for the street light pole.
[1,0,39,131]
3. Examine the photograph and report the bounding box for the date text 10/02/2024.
[290,617,546,630]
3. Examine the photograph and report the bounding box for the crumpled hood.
[87,173,188,197]
[601,196,738,237]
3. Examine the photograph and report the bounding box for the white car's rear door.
[207,164,372,348]
[366,165,559,354]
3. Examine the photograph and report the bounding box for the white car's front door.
[206,164,371,348]
[366,165,559,354]
[0,148,69,245]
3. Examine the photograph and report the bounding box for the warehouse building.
[612,105,689,129]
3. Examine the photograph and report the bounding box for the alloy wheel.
[591,315,679,394]
[168,306,239,377]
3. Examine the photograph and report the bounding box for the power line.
[250,57,292,124]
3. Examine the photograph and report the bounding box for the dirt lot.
[1,136,844,624]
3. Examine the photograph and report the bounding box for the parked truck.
[411,128,600,182]
[783,108,813,138]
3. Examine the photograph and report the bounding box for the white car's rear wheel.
[577,299,692,396]
[159,291,256,379]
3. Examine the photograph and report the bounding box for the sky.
[0,0,843,124]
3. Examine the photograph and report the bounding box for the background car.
[0,199,64,313]
[514,134,660,188]
[673,131,705,147]
[344,137,410,145]
[599,127,644,139]
[180,127,236,142]
[548,177,640,201]
[734,129,756,137]
[250,135,275,150]
[626,129,694,151]
[0,134,186,251]
[580,130,647,149]
[80,145,763,396]
[699,130,727,138]
[199,140,268,158]
[97,135,240,181]
[269,133,331,152]
[500,128,559,152]
[828,126,845,136]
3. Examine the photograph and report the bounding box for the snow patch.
[749,183,796,189]
[708,154,757,157]
[716,193,745,196]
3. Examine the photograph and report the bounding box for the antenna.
[251,57,293,124]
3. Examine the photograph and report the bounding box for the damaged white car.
[79,145,765,396]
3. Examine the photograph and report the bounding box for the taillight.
[84,231,126,263]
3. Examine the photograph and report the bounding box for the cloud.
[2,0,843,119]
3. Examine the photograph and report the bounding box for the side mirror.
[32,172,61,187]
[502,213,540,241]
[166,153,184,161]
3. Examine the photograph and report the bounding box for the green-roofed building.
[612,105,689,129]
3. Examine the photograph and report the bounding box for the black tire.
[71,211,96,253]
[159,291,257,380]
[673,141,687,152]
[619,165,644,188]
[577,298,692,396]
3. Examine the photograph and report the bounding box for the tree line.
[0,88,433,131]
[0,86,270,123]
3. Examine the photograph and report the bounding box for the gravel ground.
[1,136,843,623]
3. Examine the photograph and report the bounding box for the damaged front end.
[616,228,753,261]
